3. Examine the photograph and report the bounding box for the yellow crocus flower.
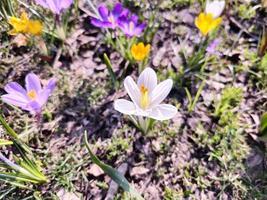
[131,42,151,61]
[8,12,43,36]
[195,12,222,36]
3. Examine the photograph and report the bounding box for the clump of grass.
[211,87,250,198]
[106,135,132,160]
[214,87,243,118]
[191,86,250,199]
[163,187,183,200]
[238,4,256,19]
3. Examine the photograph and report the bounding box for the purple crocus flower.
[206,39,221,56]
[1,73,56,115]
[118,14,146,37]
[91,3,128,29]
[34,0,73,15]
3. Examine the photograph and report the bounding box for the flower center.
[108,15,115,25]
[129,21,135,33]
[27,90,37,100]
[140,84,149,109]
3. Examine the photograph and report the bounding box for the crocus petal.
[134,108,150,117]
[150,79,173,106]
[36,89,51,106]
[34,0,49,9]
[4,82,27,97]
[112,3,123,18]
[91,18,113,28]
[25,73,42,93]
[98,4,109,20]
[1,94,29,109]
[149,104,177,121]
[120,8,129,18]
[134,23,146,36]
[124,76,141,107]
[46,78,57,92]
[137,67,157,92]
[205,0,225,18]
[114,99,136,115]
[131,14,139,24]
[60,0,73,9]
[27,101,42,114]
[45,0,58,14]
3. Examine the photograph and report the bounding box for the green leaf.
[260,112,267,135]
[0,139,13,146]
[0,114,48,185]
[103,53,119,90]
[0,172,39,184]
[0,114,19,139]
[84,132,144,200]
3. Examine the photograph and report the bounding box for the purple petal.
[98,4,109,20]
[134,23,146,37]
[117,17,128,29]
[91,18,113,28]
[1,94,29,109]
[27,101,42,114]
[4,82,27,98]
[25,73,42,93]
[131,14,139,24]
[45,0,59,14]
[206,39,221,54]
[34,0,49,9]
[120,8,129,18]
[112,3,123,18]
[37,89,51,106]
[60,0,73,9]
[46,78,57,92]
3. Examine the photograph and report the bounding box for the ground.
[0,0,267,199]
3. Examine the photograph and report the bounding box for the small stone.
[88,164,104,177]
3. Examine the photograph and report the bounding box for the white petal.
[137,67,157,92]
[148,104,177,121]
[205,0,225,18]
[114,99,136,115]
[124,76,141,106]
[134,107,150,117]
[150,79,173,106]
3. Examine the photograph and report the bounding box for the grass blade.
[103,53,119,90]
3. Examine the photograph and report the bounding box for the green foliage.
[259,113,267,142]
[84,132,144,200]
[260,53,267,75]
[163,187,182,200]
[238,4,256,19]
[106,136,131,160]
[211,87,249,198]
[192,86,249,198]
[87,84,107,106]
[0,0,16,20]
[0,115,47,189]
[159,0,192,9]
[214,87,243,118]
[260,113,267,134]
[103,53,119,90]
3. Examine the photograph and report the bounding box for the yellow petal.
[131,42,151,61]
[8,15,28,34]
[195,12,222,36]
[27,20,43,35]
[21,12,29,21]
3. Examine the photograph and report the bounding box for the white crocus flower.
[205,0,225,18]
[114,67,177,121]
